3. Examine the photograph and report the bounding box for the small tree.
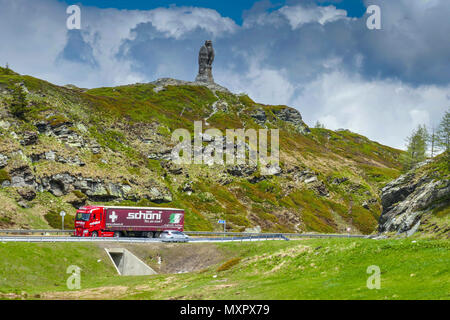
[314,121,325,129]
[436,109,450,167]
[401,125,430,171]
[429,126,439,157]
[437,109,450,152]
[3,63,14,75]
[9,85,28,119]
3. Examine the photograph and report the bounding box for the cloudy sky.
[0,0,449,150]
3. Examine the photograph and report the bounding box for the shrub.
[217,257,241,272]
[0,169,11,183]
[0,215,12,225]
[72,190,87,200]
[44,209,74,229]
[198,192,215,202]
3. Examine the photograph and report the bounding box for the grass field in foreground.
[0,238,448,300]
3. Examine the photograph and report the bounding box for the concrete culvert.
[97,243,230,274]
[105,248,157,276]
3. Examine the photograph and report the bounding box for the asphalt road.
[0,235,291,243]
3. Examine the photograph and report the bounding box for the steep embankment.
[0,67,404,234]
[379,155,450,238]
[1,239,449,299]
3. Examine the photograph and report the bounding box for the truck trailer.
[74,205,184,237]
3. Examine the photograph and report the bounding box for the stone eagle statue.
[195,40,215,83]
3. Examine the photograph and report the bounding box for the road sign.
[60,211,66,230]
[218,220,226,232]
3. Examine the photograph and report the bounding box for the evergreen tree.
[429,126,440,157]
[9,85,28,119]
[314,121,325,129]
[3,63,13,75]
[437,109,450,152]
[401,125,429,171]
[436,109,450,167]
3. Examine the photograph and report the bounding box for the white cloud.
[292,71,450,149]
[0,0,67,79]
[242,3,349,29]
[145,7,237,39]
[0,0,449,150]
[0,0,237,88]
[217,61,295,106]
[279,5,349,29]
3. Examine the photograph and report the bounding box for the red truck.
[74,205,184,238]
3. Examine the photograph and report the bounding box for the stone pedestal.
[196,66,214,83]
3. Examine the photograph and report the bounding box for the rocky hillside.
[379,155,449,238]
[0,67,404,234]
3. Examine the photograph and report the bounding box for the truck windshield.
[76,212,90,221]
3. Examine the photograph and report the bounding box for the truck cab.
[74,206,110,237]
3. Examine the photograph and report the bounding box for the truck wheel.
[145,231,154,238]
[91,231,98,237]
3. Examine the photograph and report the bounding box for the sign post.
[218,220,226,233]
[60,211,66,231]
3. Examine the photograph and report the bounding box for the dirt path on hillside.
[41,286,130,300]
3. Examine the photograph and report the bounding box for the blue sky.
[1,0,449,149]
[65,0,367,24]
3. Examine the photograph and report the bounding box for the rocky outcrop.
[147,149,172,161]
[251,108,267,126]
[30,151,85,166]
[17,187,36,201]
[362,198,377,209]
[3,165,172,204]
[181,180,194,194]
[39,173,77,197]
[36,120,85,148]
[143,180,173,203]
[0,154,8,168]
[331,177,349,185]
[227,165,257,177]
[3,165,37,188]
[272,107,310,135]
[151,78,229,93]
[161,161,183,175]
[378,161,450,235]
[20,131,38,146]
[73,178,133,201]
[37,173,172,203]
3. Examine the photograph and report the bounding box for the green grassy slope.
[0,242,116,297]
[0,239,448,300]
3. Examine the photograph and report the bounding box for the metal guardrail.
[0,229,74,234]
[184,231,370,239]
[0,229,371,238]
[0,236,159,243]
[0,235,289,243]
